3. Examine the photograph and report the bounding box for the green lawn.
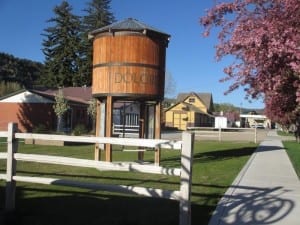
[0,140,257,225]
[277,130,293,136]
[283,141,300,178]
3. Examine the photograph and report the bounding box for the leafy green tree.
[53,88,69,132]
[17,58,44,87]
[0,53,17,83]
[201,0,300,127]
[87,98,97,131]
[42,1,82,87]
[214,103,237,113]
[80,0,115,86]
[0,52,43,88]
[0,81,21,97]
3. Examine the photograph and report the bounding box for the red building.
[0,87,92,132]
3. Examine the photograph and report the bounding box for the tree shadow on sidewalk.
[256,145,283,152]
[209,186,294,225]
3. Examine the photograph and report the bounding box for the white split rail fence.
[187,127,257,143]
[0,123,194,225]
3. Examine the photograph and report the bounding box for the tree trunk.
[57,116,64,132]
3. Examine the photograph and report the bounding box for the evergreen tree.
[0,53,17,83]
[41,1,83,87]
[0,52,43,88]
[80,0,115,86]
[17,58,44,87]
[0,81,21,97]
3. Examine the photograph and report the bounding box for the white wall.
[0,91,53,103]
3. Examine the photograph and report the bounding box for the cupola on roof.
[89,18,170,41]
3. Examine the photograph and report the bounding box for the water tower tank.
[89,18,170,100]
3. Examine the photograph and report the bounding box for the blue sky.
[0,0,264,109]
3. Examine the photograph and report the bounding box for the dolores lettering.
[113,72,157,85]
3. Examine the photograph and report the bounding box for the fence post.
[5,123,18,211]
[254,127,257,144]
[179,132,194,225]
[218,127,222,142]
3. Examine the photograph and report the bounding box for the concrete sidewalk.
[208,130,300,225]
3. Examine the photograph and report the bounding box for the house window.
[189,98,195,103]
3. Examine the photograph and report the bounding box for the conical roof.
[89,18,170,39]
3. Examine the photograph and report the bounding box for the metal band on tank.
[92,93,163,100]
[93,62,162,71]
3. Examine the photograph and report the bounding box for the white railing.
[112,124,140,137]
[0,123,194,225]
[187,127,257,143]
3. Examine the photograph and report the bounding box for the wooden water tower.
[89,18,170,163]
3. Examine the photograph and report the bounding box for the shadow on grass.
[1,186,179,225]
[0,146,258,225]
[193,147,256,163]
[0,184,225,225]
[161,147,257,167]
[12,170,179,187]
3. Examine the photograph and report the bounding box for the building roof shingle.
[30,87,92,104]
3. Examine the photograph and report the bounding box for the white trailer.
[215,116,227,129]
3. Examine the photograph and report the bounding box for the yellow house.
[164,92,214,130]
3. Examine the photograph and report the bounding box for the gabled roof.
[89,18,170,40]
[177,92,213,110]
[164,100,214,117]
[0,89,53,103]
[164,92,214,115]
[0,87,92,105]
[31,87,92,104]
[0,89,26,101]
[181,102,207,114]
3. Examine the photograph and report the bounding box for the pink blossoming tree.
[201,0,300,127]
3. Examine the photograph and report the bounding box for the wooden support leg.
[138,102,146,161]
[94,99,101,161]
[94,144,100,161]
[105,96,113,162]
[94,100,105,161]
[154,101,161,166]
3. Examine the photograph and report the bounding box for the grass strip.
[283,141,300,178]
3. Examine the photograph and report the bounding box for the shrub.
[32,124,48,133]
[72,124,87,136]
